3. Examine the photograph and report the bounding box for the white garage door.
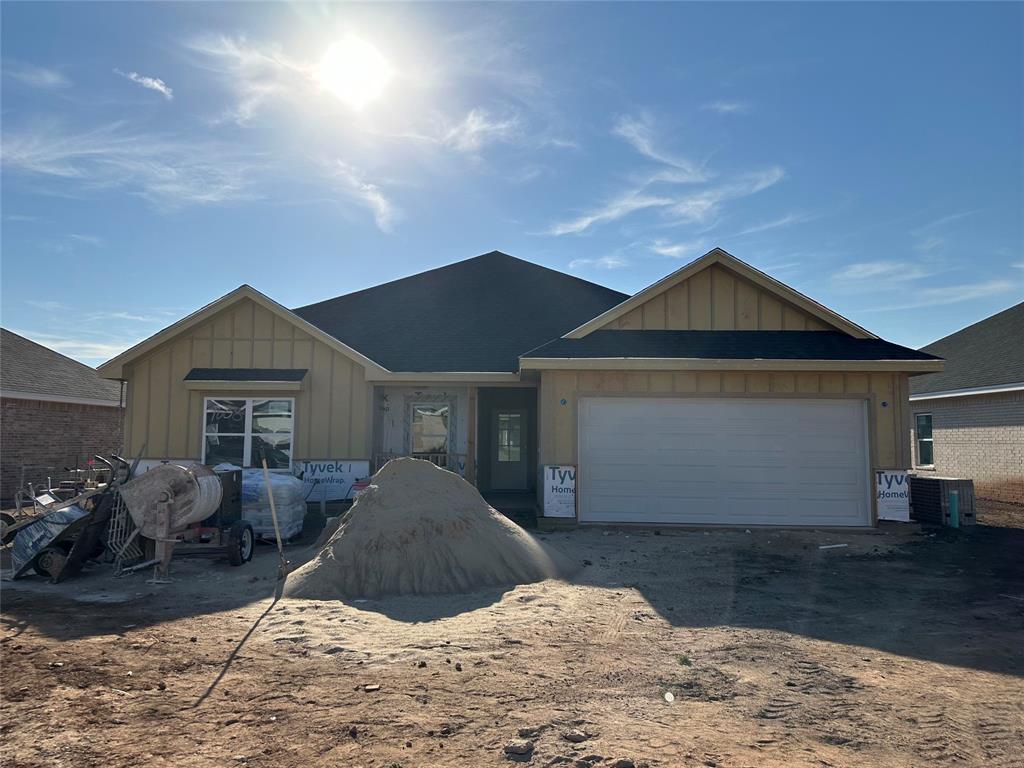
[578,397,870,526]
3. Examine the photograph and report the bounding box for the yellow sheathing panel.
[148,348,171,457]
[666,283,689,329]
[599,264,831,332]
[540,370,906,490]
[120,297,373,461]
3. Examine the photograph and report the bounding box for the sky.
[1,2,1021,367]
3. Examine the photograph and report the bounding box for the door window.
[497,412,522,463]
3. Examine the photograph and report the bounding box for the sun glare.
[316,36,392,110]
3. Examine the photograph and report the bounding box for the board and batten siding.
[539,369,912,478]
[122,297,372,461]
[599,264,832,332]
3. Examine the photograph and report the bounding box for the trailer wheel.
[227,521,254,566]
[1,512,16,545]
[33,545,70,579]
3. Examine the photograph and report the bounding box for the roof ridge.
[291,250,626,312]
[920,300,1024,351]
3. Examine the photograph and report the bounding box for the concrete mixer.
[118,464,254,579]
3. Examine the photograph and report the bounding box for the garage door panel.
[579,397,870,526]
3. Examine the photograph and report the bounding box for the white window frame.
[914,411,934,468]
[202,397,295,470]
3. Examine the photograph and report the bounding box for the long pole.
[261,459,289,579]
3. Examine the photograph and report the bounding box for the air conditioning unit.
[908,476,976,526]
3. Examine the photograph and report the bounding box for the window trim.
[202,396,295,470]
[914,411,934,469]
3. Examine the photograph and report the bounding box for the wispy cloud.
[546,190,673,236]
[859,279,1017,312]
[10,329,144,366]
[6,64,71,90]
[913,209,980,233]
[701,101,750,114]
[442,108,520,151]
[908,209,980,254]
[68,233,104,246]
[114,69,174,100]
[732,212,811,237]
[1011,261,1024,271]
[2,121,260,207]
[4,213,40,222]
[184,35,307,124]
[647,238,707,259]
[612,113,707,181]
[667,167,786,225]
[26,300,68,312]
[833,260,933,283]
[568,254,629,270]
[546,113,782,236]
[913,235,944,253]
[331,161,397,232]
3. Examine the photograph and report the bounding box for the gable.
[599,263,833,332]
[97,285,386,380]
[568,248,875,339]
[119,296,374,459]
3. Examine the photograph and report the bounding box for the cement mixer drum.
[118,464,223,538]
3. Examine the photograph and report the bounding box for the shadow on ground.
[587,522,1024,677]
[3,516,1023,676]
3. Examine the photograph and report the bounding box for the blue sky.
[2,2,1021,366]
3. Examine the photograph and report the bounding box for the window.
[497,412,522,463]
[203,398,293,469]
[411,404,449,455]
[915,413,933,466]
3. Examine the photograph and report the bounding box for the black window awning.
[183,368,308,390]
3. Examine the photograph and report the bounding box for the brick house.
[909,302,1024,504]
[1,329,124,503]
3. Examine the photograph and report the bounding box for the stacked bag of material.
[241,470,306,540]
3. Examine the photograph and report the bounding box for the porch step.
[483,493,539,530]
[537,516,579,532]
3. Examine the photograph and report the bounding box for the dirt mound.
[284,458,576,600]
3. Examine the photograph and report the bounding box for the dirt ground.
[3,506,1023,768]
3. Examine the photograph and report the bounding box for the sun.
[316,36,392,110]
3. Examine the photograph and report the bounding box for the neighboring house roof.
[1,328,122,405]
[292,251,629,373]
[910,302,1024,397]
[521,330,941,371]
[564,248,878,340]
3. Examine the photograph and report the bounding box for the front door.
[490,409,528,490]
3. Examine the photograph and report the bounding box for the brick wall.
[910,390,1024,504]
[0,397,124,503]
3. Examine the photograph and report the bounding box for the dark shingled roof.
[0,328,122,403]
[522,330,941,363]
[910,302,1024,395]
[293,251,629,372]
[184,368,308,382]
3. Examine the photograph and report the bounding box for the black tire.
[226,521,254,566]
[1,512,16,546]
[32,545,70,578]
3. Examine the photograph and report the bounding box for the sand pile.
[284,458,576,600]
